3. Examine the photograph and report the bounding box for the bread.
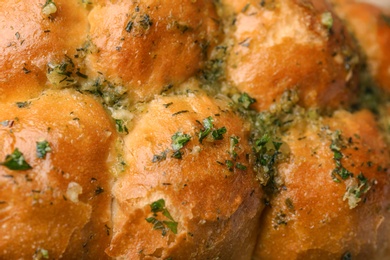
[0,0,389,259]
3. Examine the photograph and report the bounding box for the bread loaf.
[0,0,389,259]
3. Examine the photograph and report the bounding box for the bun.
[0,0,389,259]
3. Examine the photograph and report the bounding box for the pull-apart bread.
[0,0,389,259]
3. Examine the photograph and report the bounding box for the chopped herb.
[225,160,234,171]
[95,186,104,195]
[0,148,32,171]
[115,119,129,134]
[139,14,152,30]
[343,173,371,209]
[174,21,191,33]
[76,70,88,79]
[321,12,333,30]
[47,57,77,87]
[199,117,214,143]
[171,132,191,151]
[16,101,30,108]
[163,102,173,108]
[172,110,189,116]
[330,130,353,182]
[238,93,256,109]
[161,84,173,94]
[274,211,288,227]
[199,45,227,85]
[23,67,31,74]
[211,126,226,140]
[152,150,168,163]
[235,163,247,170]
[146,199,178,236]
[198,117,226,143]
[171,150,183,159]
[229,136,239,159]
[125,21,134,32]
[253,134,283,187]
[36,140,51,159]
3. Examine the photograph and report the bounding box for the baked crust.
[0,89,115,259]
[107,88,263,259]
[0,0,389,259]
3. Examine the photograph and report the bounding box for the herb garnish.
[36,140,51,159]
[0,148,32,171]
[253,134,284,186]
[238,93,256,109]
[146,199,178,236]
[115,119,129,134]
[152,150,168,163]
[171,132,191,151]
[329,130,372,209]
[198,117,227,143]
[16,101,30,108]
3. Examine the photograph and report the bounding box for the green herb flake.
[152,150,167,163]
[229,136,239,159]
[171,132,191,151]
[171,150,183,159]
[238,93,256,109]
[235,163,247,171]
[36,140,51,159]
[150,199,165,213]
[211,126,227,141]
[115,119,129,134]
[16,101,30,108]
[146,199,178,236]
[199,117,213,143]
[0,148,32,171]
[225,160,234,171]
[199,117,226,143]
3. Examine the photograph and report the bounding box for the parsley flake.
[198,117,227,143]
[171,132,191,151]
[146,199,178,236]
[36,140,51,159]
[238,93,256,109]
[0,148,32,171]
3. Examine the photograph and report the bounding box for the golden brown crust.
[0,0,389,259]
[0,0,89,102]
[221,0,359,111]
[254,110,390,259]
[87,0,219,104]
[0,89,115,259]
[331,0,390,91]
[107,89,263,259]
